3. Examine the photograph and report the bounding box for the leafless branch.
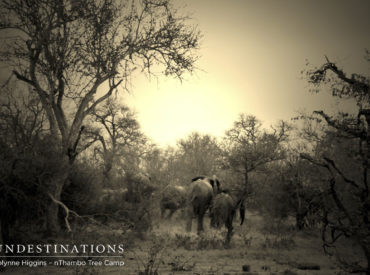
[47,192,79,232]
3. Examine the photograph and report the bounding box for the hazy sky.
[122,0,370,146]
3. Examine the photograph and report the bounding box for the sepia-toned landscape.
[0,0,369,274]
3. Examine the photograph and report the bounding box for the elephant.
[98,175,155,210]
[99,188,128,209]
[210,190,246,246]
[210,191,236,246]
[186,175,220,234]
[95,175,156,225]
[124,173,156,203]
[160,185,187,219]
[94,188,128,223]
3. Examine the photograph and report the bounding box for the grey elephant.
[160,185,186,219]
[210,190,246,246]
[186,175,220,234]
[98,188,128,209]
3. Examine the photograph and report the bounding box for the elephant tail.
[239,200,245,225]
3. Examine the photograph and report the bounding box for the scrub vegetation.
[0,1,369,274]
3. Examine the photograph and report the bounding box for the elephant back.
[211,192,235,228]
[161,185,187,207]
[188,179,213,213]
[100,188,128,203]
[97,188,128,212]
[191,175,220,194]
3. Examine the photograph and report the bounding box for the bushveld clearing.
[3,211,358,274]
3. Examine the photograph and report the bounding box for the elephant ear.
[208,179,214,187]
[212,175,221,193]
[215,179,220,192]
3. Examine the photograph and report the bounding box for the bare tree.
[0,83,66,243]
[0,84,47,149]
[90,97,146,186]
[0,0,201,234]
[223,114,290,220]
[177,132,222,179]
[224,114,290,189]
[301,56,370,274]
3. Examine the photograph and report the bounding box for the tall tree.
[90,97,146,186]
[0,0,201,233]
[177,132,222,179]
[0,84,67,242]
[222,114,290,219]
[224,114,290,190]
[301,56,370,274]
[0,84,47,149]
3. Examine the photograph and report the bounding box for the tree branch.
[323,156,360,189]
[12,70,34,86]
[85,79,123,116]
[47,192,79,232]
[318,58,369,94]
[314,110,360,138]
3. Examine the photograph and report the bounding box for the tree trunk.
[45,174,68,236]
[244,168,249,188]
[361,244,370,275]
[102,155,113,187]
[0,219,6,245]
[296,211,306,230]
[239,201,246,225]
[295,181,305,230]
[0,221,5,271]
[102,169,111,187]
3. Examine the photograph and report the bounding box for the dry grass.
[4,211,357,274]
[123,211,347,274]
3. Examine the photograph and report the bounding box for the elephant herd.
[97,175,245,246]
[160,175,245,246]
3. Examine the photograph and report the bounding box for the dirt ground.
[3,211,356,274]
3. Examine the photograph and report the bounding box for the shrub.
[61,161,102,215]
[0,136,69,242]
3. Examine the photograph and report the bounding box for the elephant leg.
[225,225,233,248]
[209,209,216,228]
[186,218,192,232]
[186,207,193,232]
[197,213,205,234]
[160,207,166,219]
[225,211,234,247]
[168,209,175,219]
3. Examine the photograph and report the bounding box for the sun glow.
[124,74,244,145]
[121,0,368,147]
